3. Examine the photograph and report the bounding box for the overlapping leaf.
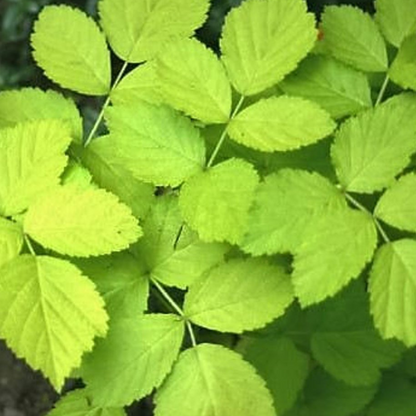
[0,218,23,268]
[179,158,259,244]
[0,255,108,389]
[321,5,388,72]
[331,93,416,193]
[280,55,372,119]
[154,344,275,416]
[184,258,294,333]
[61,160,94,190]
[134,195,227,289]
[370,239,416,346]
[105,103,206,186]
[293,208,377,306]
[157,38,232,124]
[228,96,335,152]
[99,0,209,62]
[220,0,316,95]
[24,186,141,257]
[0,120,71,216]
[31,6,111,95]
[389,34,416,92]
[0,88,82,142]
[83,314,184,406]
[242,169,347,256]
[375,173,416,232]
[76,136,155,219]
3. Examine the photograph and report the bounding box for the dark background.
[0,0,375,415]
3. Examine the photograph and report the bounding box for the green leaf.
[280,55,372,119]
[99,0,209,62]
[389,33,416,91]
[298,368,377,416]
[75,136,155,219]
[74,252,149,320]
[106,103,206,186]
[154,344,275,416]
[321,5,388,72]
[134,195,228,289]
[242,169,347,256]
[47,389,126,416]
[184,258,293,333]
[220,0,316,95]
[243,337,309,414]
[83,314,184,406]
[331,93,416,193]
[0,88,83,142]
[375,173,416,232]
[62,160,95,190]
[31,5,111,95]
[293,208,377,306]
[0,218,23,268]
[228,96,335,152]
[375,0,416,47]
[110,62,162,106]
[309,282,402,386]
[157,38,232,124]
[369,239,416,347]
[0,255,108,389]
[0,120,72,216]
[179,158,259,244]
[24,186,141,257]
[367,374,416,416]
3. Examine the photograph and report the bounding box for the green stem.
[375,73,389,106]
[151,278,197,347]
[206,95,245,168]
[83,61,129,147]
[344,193,390,243]
[24,235,36,255]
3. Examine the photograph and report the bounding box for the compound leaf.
[99,0,209,62]
[389,33,416,92]
[375,0,416,47]
[0,218,23,268]
[228,96,335,152]
[220,0,316,95]
[134,195,227,289]
[24,186,141,257]
[74,252,149,320]
[179,158,259,244]
[321,5,388,72]
[47,389,126,416]
[375,173,416,232]
[106,103,206,187]
[157,38,231,124]
[309,282,402,386]
[0,255,108,389]
[331,93,416,193]
[369,239,416,347]
[242,337,309,414]
[76,136,155,219]
[184,258,294,333]
[242,169,347,256]
[110,62,162,106]
[154,344,275,416]
[0,88,82,142]
[0,120,71,216]
[293,208,377,306]
[31,5,111,95]
[280,55,372,119]
[83,314,184,406]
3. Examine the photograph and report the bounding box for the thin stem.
[345,192,390,243]
[206,95,245,168]
[24,235,36,255]
[375,73,389,106]
[83,61,129,147]
[186,321,197,348]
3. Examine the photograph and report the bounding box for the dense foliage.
[1,0,416,415]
